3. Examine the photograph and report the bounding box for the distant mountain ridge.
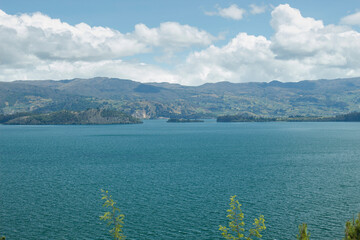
[1,77,360,118]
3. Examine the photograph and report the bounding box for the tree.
[297,223,310,240]
[219,195,266,240]
[100,189,126,240]
[344,213,360,240]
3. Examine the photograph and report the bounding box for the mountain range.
[1,77,360,118]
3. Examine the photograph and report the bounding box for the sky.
[1,0,360,85]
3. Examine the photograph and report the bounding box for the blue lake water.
[1,120,360,239]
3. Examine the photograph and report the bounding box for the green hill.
[1,77,360,118]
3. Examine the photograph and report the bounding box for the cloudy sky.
[1,0,360,85]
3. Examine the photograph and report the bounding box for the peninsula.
[0,109,142,125]
[217,112,360,122]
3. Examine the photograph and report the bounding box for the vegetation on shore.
[217,113,276,122]
[217,112,360,122]
[167,118,204,123]
[0,108,142,125]
[4,110,360,125]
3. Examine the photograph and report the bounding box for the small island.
[217,113,276,122]
[0,109,142,125]
[167,118,204,123]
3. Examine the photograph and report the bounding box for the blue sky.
[1,0,360,85]
[2,0,358,38]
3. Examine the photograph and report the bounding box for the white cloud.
[133,22,215,50]
[0,59,180,83]
[0,10,215,63]
[3,5,360,85]
[340,11,360,26]
[270,4,360,67]
[0,9,214,82]
[176,4,360,85]
[177,33,276,84]
[270,4,326,59]
[0,10,148,63]
[206,4,246,20]
[249,4,267,15]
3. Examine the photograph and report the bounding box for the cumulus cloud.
[178,33,276,84]
[176,4,360,85]
[133,22,215,51]
[2,5,360,85]
[270,4,360,68]
[205,4,246,20]
[0,9,216,61]
[249,4,267,15]
[270,4,325,59]
[0,59,179,83]
[0,10,149,64]
[340,11,360,26]
[0,9,216,82]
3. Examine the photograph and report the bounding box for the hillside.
[1,77,360,118]
[0,109,142,125]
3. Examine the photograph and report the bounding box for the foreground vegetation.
[99,190,360,240]
[218,195,266,240]
[100,190,126,240]
[1,191,358,239]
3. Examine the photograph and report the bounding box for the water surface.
[1,120,360,239]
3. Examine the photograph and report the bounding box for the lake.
[1,120,360,239]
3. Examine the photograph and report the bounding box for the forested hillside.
[1,77,360,118]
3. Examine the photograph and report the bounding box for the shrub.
[100,189,126,240]
[219,195,266,240]
[297,223,310,240]
[344,213,360,240]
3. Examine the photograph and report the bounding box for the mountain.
[1,77,360,118]
[0,109,142,125]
